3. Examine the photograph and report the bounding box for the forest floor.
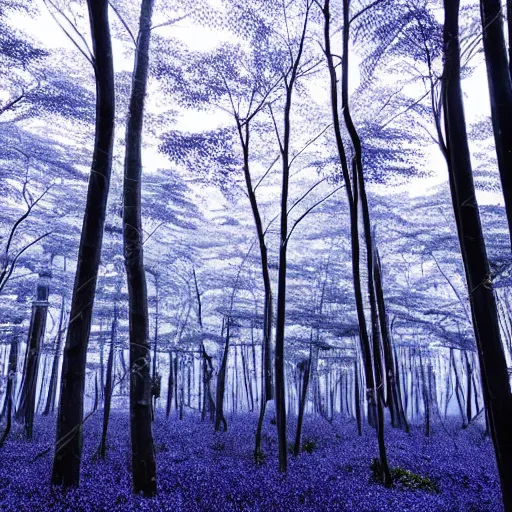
[0,409,502,511]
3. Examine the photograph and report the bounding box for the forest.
[0,0,511,510]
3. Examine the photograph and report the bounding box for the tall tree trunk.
[443,2,512,507]
[237,121,274,403]
[239,118,275,457]
[17,270,50,439]
[52,0,115,488]
[338,0,391,485]
[44,296,66,416]
[480,0,512,243]
[123,0,156,496]
[273,5,310,473]
[321,0,376,428]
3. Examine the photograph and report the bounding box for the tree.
[122,0,157,496]
[52,0,115,488]
[442,0,512,507]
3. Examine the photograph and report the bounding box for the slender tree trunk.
[480,0,512,242]
[151,272,159,421]
[98,305,116,459]
[354,359,362,434]
[52,0,115,487]
[419,353,430,437]
[166,351,173,418]
[273,6,311,474]
[237,121,274,403]
[201,344,215,422]
[99,318,104,401]
[174,355,178,411]
[443,2,512,506]
[215,317,229,432]
[294,356,312,455]
[464,351,473,424]
[241,346,252,411]
[123,0,156,496]
[44,296,66,416]
[36,355,48,415]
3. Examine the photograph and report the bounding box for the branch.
[286,184,344,244]
[254,155,280,192]
[44,0,94,67]
[268,104,283,153]
[142,221,165,245]
[151,14,188,31]
[0,232,52,294]
[380,88,431,130]
[289,123,332,167]
[287,176,327,216]
[108,1,136,46]
[2,184,53,268]
[0,93,25,117]
[349,0,389,25]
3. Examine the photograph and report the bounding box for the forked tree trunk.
[52,0,115,488]
[321,0,376,428]
[443,2,512,507]
[339,0,391,486]
[123,0,156,496]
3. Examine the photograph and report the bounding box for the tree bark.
[52,0,115,487]
[215,317,230,432]
[123,0,156,496]
[443,2,512,507]
[17,270,50,439]
[480,0,512,243]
